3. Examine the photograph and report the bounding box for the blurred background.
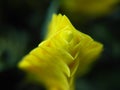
[0,0,120,90]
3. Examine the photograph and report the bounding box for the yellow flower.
[60,0,119,18]
[18,14,103,90]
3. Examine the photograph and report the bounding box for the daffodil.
[18,14,103,90]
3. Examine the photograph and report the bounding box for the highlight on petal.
[45,14,75,39]
[18,14,103,90]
